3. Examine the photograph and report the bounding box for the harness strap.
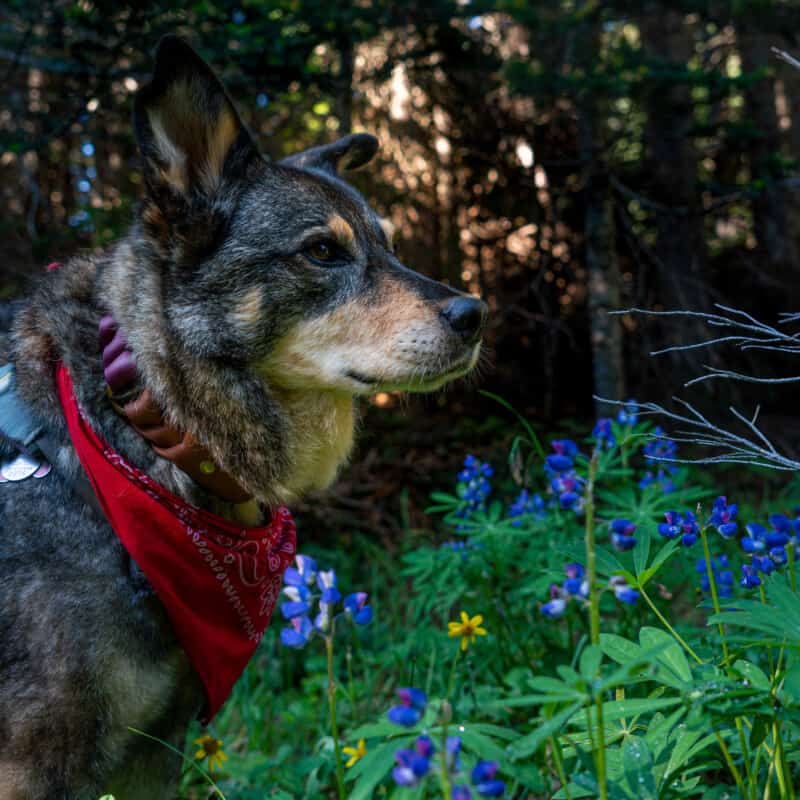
[0,363,105,518]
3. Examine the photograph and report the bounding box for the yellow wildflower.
[193,734,229,773]
[342,738,367,768]
[448,611,488,651]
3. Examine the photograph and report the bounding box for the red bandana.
[55,363,296,722]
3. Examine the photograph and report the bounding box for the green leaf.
[622,737,656,798]
[600,633,643,666]
[733,659,771,692]
[579,644,603,680]
[638,627,692,683]
[509,702,582,759]
[637,539,680,587]
[346,738,406,800]
[633,533,651,578]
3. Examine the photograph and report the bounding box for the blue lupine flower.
[508,489,546,525]
[388,687,427,727]
[593,418,616,449]
[563,563,587,597]
[609,576,639,605]
[314,601,333,633]
[752,555,775,576]
[280,615,312,648]
[317,569,342,604]
[740,563,761,588]
[697,555,734,598]
[658,510,699,547]
[392,746,431,786]
[284,554,318,588]
[617,399,639,426]
[540,597,567,618]
[551,439,579,458]
[282,583,310,603]
[280,600,310,620]
[446,736,462,771]
[456,455,493,519]
[546,454,573,473]
[709,496,738,538]
[541,564,589,618]
[453,786,472,800]
[549,470,585,512]
[643,426,678,462]
[414,735,435,758]
[471,761,506,797]
[639,467,677,494]
[609,518,636,551]
[343,592,373,624]
[741,523,768,554]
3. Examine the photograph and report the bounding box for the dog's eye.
[305,240,340,264]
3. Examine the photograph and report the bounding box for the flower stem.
[325,634,346,800]
[438,701,453,799]
[638,585,703,665]
[700,527,756,799]
[446,645,463,700]
[583,451,607,800]
[700,526,729,663]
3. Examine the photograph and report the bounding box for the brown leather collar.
[100,316,253,505]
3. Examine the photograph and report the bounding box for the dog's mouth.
[344,343,481,393]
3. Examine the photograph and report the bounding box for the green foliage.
[173,407,800,797]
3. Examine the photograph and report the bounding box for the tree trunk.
[640,6,706,310]
[739,24,799,277]
[578,22,625,414]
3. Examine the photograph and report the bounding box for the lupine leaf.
[639,627,692,683]
[509,702,582,759]
[622,737,657,798]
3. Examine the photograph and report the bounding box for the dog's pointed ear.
[280,132,379,174]
[134,36,259,204]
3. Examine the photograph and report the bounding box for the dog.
[0,35,486,799]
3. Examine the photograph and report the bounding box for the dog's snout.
[440,296,488,343]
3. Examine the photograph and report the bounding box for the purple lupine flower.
[617,399,639,426]
[388,687,427,726]
[709,496,738,538]
[414,735,435,758]
[280,615,312,648]
[343,592,373,624]
[453,786,472,800]
[740,563,761,588]
[609,518,637,551]
[282,583,310,603]
[593,418,616,449]
[471,761,506,797]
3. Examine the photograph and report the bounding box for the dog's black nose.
[440,296,488,343]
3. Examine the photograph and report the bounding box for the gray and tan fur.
[0,36,486,799]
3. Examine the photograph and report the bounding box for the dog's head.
[133,36,486,396]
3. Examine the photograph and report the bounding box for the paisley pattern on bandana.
[56,363,296,722]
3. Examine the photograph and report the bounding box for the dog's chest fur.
[274,388,356,499]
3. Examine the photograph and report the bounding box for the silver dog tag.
[0,454,41,481]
